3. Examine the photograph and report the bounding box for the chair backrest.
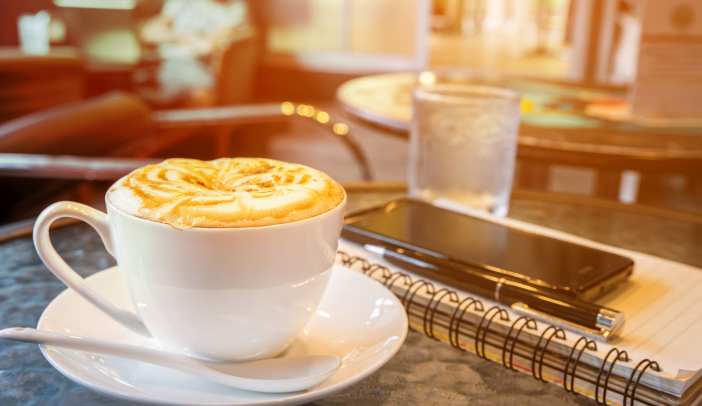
[0,91,153,157]
[211,28,260,106]
[0,47,85,123]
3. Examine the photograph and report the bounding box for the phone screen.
[343,199,634,296]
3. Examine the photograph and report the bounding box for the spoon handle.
[0,327,249,388]
[0,327,340,393]
[0,327,207,370]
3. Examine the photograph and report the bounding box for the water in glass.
[409,84,521,217]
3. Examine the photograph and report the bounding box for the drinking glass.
[409,84,521,217]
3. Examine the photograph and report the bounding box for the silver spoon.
[1,327,340,393]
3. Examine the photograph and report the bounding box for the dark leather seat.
[0,91,152,156]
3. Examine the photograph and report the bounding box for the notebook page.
[432,199,702,380]
[602,255,702,378]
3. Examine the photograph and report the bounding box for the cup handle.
[33,202,151,338]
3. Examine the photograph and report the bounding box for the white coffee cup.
[33,192,346,361]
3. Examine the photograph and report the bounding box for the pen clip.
[510,302,620,343]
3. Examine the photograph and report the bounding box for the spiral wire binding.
[448,298,483,350]
[532,326,567,381]
[623,360,661,406]
[596,349,630,405]
[366,263,393,280]
[386,273,412,291]
[502,316,537,370]
[401,280,435,318]
[475,307,510,359]
[563,337,598,393]
[337,251,663,406]
[423,289,459,340]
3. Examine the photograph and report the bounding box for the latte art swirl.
[107,158,345,228]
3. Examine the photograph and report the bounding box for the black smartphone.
[342,198,634,302]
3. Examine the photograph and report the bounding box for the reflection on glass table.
[336,71,702,215]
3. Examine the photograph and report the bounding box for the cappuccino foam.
[107,158,345,228]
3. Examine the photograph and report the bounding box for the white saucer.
[37,264,408,406]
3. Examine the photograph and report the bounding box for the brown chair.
[211,28,259,106]
[0,47,85,124]
[136,27,259,109]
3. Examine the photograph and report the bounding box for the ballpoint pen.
[364,244,625,342]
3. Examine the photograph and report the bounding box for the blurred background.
[1,0,701,225]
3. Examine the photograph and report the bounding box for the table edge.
[2,187,700,243]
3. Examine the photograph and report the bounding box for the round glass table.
[337,72,702,205]
[1,185,701,405]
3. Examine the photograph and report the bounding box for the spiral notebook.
[336,202,702,406]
